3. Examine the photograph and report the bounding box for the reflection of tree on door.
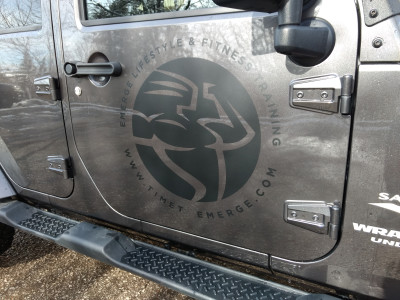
[0,0,41,29]
[0,0,51,102]
[86,0,217,19]
[0,0,49,76]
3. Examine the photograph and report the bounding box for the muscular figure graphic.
[132,58,260,202]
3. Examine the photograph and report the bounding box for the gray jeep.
[0,0,399,299]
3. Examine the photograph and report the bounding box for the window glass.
[86,0,218,20]
[0,0,41,30]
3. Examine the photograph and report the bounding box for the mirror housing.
[212,0,280,13]
[213,0,335,66]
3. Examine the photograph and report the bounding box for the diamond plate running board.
[0,201,337,300]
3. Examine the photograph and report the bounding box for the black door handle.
[64,61,122,77]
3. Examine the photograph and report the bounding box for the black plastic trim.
[362,0,400,26]
[0,200,339,300]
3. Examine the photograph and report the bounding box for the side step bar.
[0,170,15,199]
[0,201,337,300]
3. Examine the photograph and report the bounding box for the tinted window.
[0,0,41,30]
[86,0,218,20]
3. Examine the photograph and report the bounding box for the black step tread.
[0,201,330,300]
[19,212,76,238]
[122,244,299,300]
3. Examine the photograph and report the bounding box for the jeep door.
[57,0,358,261]
[0,0,73,198]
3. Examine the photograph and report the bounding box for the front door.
[58,0,358,261]
[0,0,73,198]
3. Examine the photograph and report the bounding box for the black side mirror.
[212,0,281,13]
[213,0,335,66]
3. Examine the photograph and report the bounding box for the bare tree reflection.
[0,0,49,77]
[86,0,217,19]
[0,0,41,29]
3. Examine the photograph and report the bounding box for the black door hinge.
[47,156,73,179]
[34,76,60,101]
[284,200,341,240]
[290,74,354,115]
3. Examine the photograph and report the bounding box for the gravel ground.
[0,230,192,300]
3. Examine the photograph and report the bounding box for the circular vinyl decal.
[132,58,260,202]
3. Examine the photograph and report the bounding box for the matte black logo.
[132,58,260,202]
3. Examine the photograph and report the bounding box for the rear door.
[58,0,358,260]
[0,0,73,198]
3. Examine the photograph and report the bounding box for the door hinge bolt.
[369,9,378,18]
[291,211,297,218]
[296,91,304,98]
[320,91,328,99]
[372,37,383,48]
[312,214,319,221]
